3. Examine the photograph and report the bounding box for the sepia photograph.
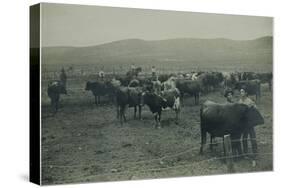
[39,3,273,185]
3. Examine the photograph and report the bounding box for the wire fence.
[42,137,272,169]
[46,151,272,184]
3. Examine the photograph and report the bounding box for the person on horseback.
[98,70,105,81]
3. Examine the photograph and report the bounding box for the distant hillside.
[42,36,273,71]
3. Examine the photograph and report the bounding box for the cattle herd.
[46,69,272,161]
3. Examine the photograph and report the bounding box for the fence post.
[224,134,235,173]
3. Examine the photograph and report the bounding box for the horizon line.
[42,35,273,48]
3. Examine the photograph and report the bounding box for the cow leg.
[181,94,184,106]
[122,106,127,122]
[55,100,58,113]
[158,111,162,128]
[200,128,207,154]
[223,136,226,156]
[50,99,55,113]
[242,130,249,154]
[51,99,57,114]
[119,107,123,125]
[120,106,126,125]
[210,135,213,151]
[54,95,60,114]
[138,105,142,120]
[134,106,137,119]
[154,113,158,129]
[175,109,179,124]
[94,95,97,105]
[116,105,120,119]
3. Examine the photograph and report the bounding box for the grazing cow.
[85,81,114,105]
[142,88,180,128]
[176,79,202,105]
[200,100,264,156]
[235,79,261,102]
[47,81,67,113]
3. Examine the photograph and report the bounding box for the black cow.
[239,72,258,81]
[114,75,130,86]
[200,100,264,156]
[47,81,67,113]
[142,88,180,128]
[176,79,202,105]
[235,79,261,102]
[126,67,142,80]
[114,86,143,125]
[85,81,114,105]
[158,74,171,83]
[201,72,224,92]
[257,72,273,92]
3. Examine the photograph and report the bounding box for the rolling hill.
[42,36,273,71]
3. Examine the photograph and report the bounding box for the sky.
[41,3,273,47]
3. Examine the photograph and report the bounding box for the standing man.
[151,66,156,77]
[59,68,67,94]
[131,63,136,72]
[238,88,258,162]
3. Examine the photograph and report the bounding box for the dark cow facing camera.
[142,88,181,128]
[200,100,264,156]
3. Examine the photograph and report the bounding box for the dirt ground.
[41,79,273,185]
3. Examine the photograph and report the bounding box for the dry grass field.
[41,73,273,185]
